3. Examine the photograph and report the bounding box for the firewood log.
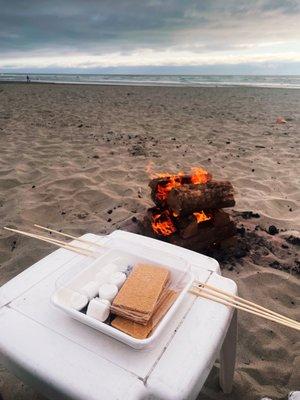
[171,221,236,251]
[149,175,191,207]
[167,181,235,215]
[177,209,231,239]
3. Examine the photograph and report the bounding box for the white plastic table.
[0,230,237,400]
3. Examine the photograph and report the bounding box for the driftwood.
[167,181,235,216]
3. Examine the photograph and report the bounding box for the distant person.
[26,75,30,83]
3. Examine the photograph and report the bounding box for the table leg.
[219,310,237,394]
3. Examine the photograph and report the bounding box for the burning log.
[176,209,230,239]
[167,181,235,216]
[149,176,187,207]
[150,208,176,236]
[149,168,212,207]
[177,211,212,239]
[171,220,236,251]
[142,209,236,250]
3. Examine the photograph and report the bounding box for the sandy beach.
[0,83,299,400]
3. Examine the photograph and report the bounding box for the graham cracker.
[112,263,170,324]
[111,289,178,339]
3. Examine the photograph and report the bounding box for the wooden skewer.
[190,288,300,331]
[4,227,90,254]
[3,227,97,258]
[34,224,104,249]
[191,284,300,329]
[191,287,300,331]
[194,281,299,327]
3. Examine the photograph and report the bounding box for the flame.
[151,210,176,236]
[193,211,211,223]
[153,167,211,203]
[190,167,211,184]
[155,174,183,202]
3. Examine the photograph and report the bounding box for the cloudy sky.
[1,0,300,74]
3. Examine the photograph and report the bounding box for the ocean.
[1,73,300,89]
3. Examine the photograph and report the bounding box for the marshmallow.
[79,280,99,300]
[95,263,120,284]
[86,298,110,322]
[54,288,88,310]
[101,262,121,275]
[98,283,118,302]
[95,270,110,285]
[69,291,89,311]
[108,272,126,289]
[112,257,128,272]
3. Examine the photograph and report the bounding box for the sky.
[1,0,300,74]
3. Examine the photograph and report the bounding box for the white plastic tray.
[51,245,193,349]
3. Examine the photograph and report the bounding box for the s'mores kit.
[52,246,193,349]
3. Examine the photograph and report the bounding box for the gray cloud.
[0,0,299,71]
[0,1,207,52]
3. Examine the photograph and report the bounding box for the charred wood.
[167,181,235,215]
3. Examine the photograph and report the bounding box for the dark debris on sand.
[268,225,279,235]
[89,130,163,158]
[286,235,300,246]
[205,211,300,274]
[241,211,260,219]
